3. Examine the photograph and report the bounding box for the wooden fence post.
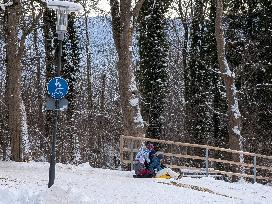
[130,139,134,171]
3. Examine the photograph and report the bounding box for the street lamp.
[46,0,83,188]
[47,0,82,40]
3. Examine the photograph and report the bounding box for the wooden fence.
[120,135,272,183]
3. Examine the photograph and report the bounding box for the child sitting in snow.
[134,143,155,178]
[148,151,164,172]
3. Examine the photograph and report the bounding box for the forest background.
[0,0,271,173]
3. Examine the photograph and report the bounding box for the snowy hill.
[0,162,271,204]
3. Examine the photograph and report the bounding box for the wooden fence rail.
[120,135,272,183]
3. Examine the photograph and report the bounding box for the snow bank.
[0,161,271,204]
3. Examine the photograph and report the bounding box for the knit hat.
[155,151,164,159]
[146,143,154,150]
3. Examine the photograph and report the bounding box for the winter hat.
[146,143,154,150]
[155,151,164,159]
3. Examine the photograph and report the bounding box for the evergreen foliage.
[184,0,214,145]
[138,0,170,139]
[226,0,272,155]
[60,13,81,163]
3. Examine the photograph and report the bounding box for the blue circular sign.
[47,77,69,99]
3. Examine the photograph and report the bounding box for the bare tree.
[110,0,145,137]
[4,0,42,161]
[4,0,24,161]
[215,0,244,166]
[82,1,93,114]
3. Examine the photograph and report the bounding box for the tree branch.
[0,0,13,11]
[33,0,47,7]
[205,102,228,117]
[110,0,121,52]
[18,10,43,59]
[132,0,145,18]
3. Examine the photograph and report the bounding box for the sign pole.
[48,38,63,188]
[57,40,62,76]
[46,0,83,189]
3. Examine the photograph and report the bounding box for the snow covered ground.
[0,161,271,204]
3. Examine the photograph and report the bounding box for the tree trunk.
[110,0,145,137]
[4,1,45,162]
[5,0,22,161]
[215,0,244,168]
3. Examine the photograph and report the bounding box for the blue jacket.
[148,157,163,172]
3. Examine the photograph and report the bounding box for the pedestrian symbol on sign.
[47,77,69,99]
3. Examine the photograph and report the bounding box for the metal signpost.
[46,0,83,188]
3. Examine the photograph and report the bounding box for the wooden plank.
[207,146,272,160]
[164,153,206,161]
[181,175,223,178]
[123,148,139,153]
[255,165,272,171]
[208,158,272,171]
[208,158,253,168]
[209,169,272,181]
[123,160,137,165]
[164,164,203,172]
[209,169,254,179]
[255,175,272,181]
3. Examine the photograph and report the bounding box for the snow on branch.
[231,84,241,119]
[0,99,7,109]
[0,0,13,11]
[130,98,139,107]
[21,100,30,160]
[134,112,144,127]
[129,74,138,92]
[233,126,241,136]
[223,57,235,78]
[205,102,228,117]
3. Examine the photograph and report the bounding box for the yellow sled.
[157,174,171,179]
